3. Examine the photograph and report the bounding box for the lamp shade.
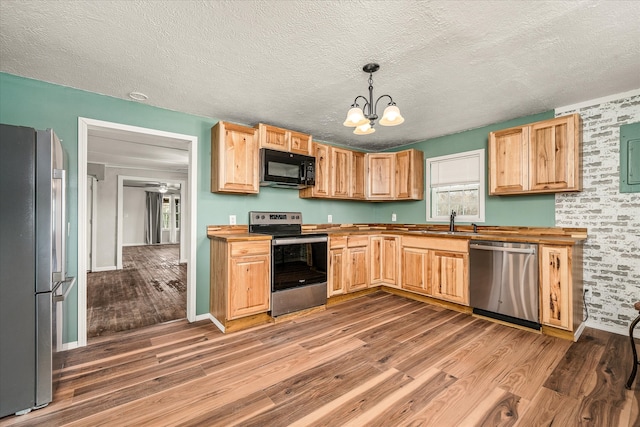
[378,105,404,126]
[343,107,368,127]
[158,184,168,193]
[353,122,375,135]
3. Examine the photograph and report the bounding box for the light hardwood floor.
[1,292,638,426]
[86,244,186,338]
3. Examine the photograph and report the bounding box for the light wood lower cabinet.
[540,244,582,332]
[346,236,369,292]
[400,236,469,305]
[430,250,468,305]
[400,245,430,295]
[370,236,399,287]
[210,239,271,326]
[328,236,347,297]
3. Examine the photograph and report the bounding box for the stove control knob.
[261,215,265,219]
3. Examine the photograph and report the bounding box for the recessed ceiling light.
[128,91,148,101]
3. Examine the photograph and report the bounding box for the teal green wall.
[0,73,376,343]
[374,111,556,225]
[0,73,558,344]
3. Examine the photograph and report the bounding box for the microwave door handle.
[300,162,306,182]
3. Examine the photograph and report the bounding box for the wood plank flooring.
[1,292,638,426]
[86,244,186,338]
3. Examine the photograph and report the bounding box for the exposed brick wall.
[555,90,640,336]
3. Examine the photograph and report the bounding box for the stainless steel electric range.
[248,211,327,316]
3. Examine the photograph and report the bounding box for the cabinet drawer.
[230,241,271,257]
[347,235,369,247]
[402,236,468,252]
[330,236,347,249]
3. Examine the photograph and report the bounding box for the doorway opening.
[78,118,197,347]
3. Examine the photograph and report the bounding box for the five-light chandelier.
[343,63,404,135]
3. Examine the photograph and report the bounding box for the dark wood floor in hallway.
[1,292,637,426]
[86,244,186,338]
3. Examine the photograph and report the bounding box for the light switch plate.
[392,213,397,222]
[327,214,333,223]
[229,215,236,225]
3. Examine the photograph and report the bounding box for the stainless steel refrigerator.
[0,124,74,417]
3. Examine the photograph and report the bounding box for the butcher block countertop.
[207,224,587,245]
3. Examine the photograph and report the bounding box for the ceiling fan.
[124,181,181,193]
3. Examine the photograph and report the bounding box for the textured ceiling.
[1,0,640,150]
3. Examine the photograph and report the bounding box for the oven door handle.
[272,236,328,246]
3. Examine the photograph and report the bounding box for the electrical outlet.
[391,213,397,222]
[229,215,236,225]
[327,214,333,223]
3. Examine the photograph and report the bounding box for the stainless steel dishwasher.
[469,241,540,329]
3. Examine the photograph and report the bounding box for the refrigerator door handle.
[52,169,66,283]
[53,276,76,302]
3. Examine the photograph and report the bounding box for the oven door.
[271,235,327,292]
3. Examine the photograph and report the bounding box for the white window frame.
[426,149,485,223]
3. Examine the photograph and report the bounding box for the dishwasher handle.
[469,243,536,255]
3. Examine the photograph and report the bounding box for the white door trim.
[78,117,198,347]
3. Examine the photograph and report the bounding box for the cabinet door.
[488,126,529,195]
[529,115,580,192]
[328,247,346,297]
[331,147,351,198]
[367,153,395,199]
[540,245,572,330]
[430,250,468,305]
[289,131,312,155]
[351,151,366,199]
[228,254,270,319]
[211,122,259,194]
[346,244,369,292]
[313,143,331,197]
[256,124,288,152]
[382,237,399,286]
[370,237,382,285]
[401,246,430,295]
[395,149,424,200]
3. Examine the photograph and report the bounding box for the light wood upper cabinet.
[366,150,424,200]
[395,149,424,200]
[331,147,351,198]
[255,123,312,155]
[300,142,331,198]
[489,114,582,195]
[210,239,270,325]
[351,151,366,199]
[366,153,395,200]
[211,121,259,194]
[300,143,366,200]
[529,116,580,192]
[289,130,313,155]
[540,244,583,332]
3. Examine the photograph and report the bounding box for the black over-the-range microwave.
[260,148,316,189]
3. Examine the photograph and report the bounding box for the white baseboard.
[61,341,79,351]
[91,265,117,272]
[194,313,212,322]
[122,243,145,247]
[179,258,188,264]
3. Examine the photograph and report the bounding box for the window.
[426,149,485,223]
[162,196,171,230]
[162,195,180,230]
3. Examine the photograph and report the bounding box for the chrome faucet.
[449,210,456,232]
